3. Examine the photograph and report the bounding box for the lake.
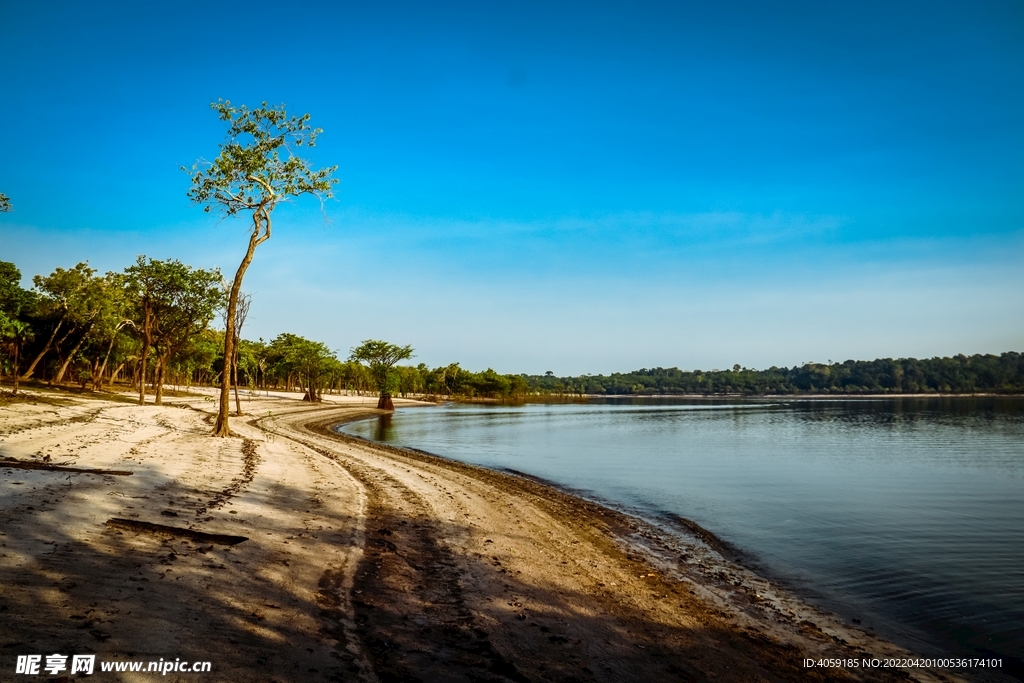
[338,397,1024,668]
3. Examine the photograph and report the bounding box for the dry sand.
[0,388,1000,682]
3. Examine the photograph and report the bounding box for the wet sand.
[0,388,997,682]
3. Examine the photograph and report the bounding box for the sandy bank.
[0,389,1001,682]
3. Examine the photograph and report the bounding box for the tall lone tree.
[350,340,414,411]
[185,100,337,436]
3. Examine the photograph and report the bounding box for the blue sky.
[1,0,1021,374]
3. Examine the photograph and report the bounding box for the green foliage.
[1,315,32,346]
[519,354,1024,396]
[350,340,415,397]
[32,262,103,324]
[0,314,32,391]
[275,334,337,401]
[0,193,10,212]
[349,361,531,400]
[173,328,222,385]
[183,100,337,218]
[0,261,35,318]
[17,263,108,381]
[125,257,224,353]
[335,359,372,394]
[122,257,223,401]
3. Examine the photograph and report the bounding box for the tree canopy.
[516,355,1024,396]
[184,100,337,219]
[0,261,34,320]
[350,340,415,410]
[272,334,338,403]
[124,257,223,404]
[20,263,104,381]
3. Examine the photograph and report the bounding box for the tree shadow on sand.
[0,460,369,682]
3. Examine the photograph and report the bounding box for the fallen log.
[0,458,132,476]
[104,518,248,545]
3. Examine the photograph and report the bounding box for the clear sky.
[1,0,1021,375]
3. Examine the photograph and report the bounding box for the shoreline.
[6,378,1021,406]
[339,401,1024,676]
[308,410,995,682]
[329,411,1005,679]
[0,388,1008,682]
[335,419,750,562]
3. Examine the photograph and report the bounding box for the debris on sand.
[105,518,248,545]
[1,457,133,476]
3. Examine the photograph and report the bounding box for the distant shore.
[444,391,1024,404]
[583,392,1024,398]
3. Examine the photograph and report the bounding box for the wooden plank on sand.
[1,458,133,476]
[105,518,249,545]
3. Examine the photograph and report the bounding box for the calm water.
[339,398,1024,667]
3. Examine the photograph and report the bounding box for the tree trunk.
[214,209,270,437]
[155,352,168,405]
[137,354,147,404]
[301,372,321,403]
[54,322,94,384]
[93,346,111,391]
[89,357,101,391]
[138,305,152,406]
[21,318,66,380]
[12,343,20,396]
[378,393,394,411]
[232,354,242,415]
[92,325,123,391]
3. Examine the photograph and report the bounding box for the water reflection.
[371,412,394,441]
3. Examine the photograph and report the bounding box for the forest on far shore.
[2,258,1022,401]
[522,353,1024,396]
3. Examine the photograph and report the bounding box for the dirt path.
[0,390,996,682]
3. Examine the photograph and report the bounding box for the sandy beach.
[0,388,997,682]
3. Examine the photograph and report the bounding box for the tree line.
[0,257,412,405]
[3,255,1020,405]
[0,255,536,404]
[521,355,1024,396]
